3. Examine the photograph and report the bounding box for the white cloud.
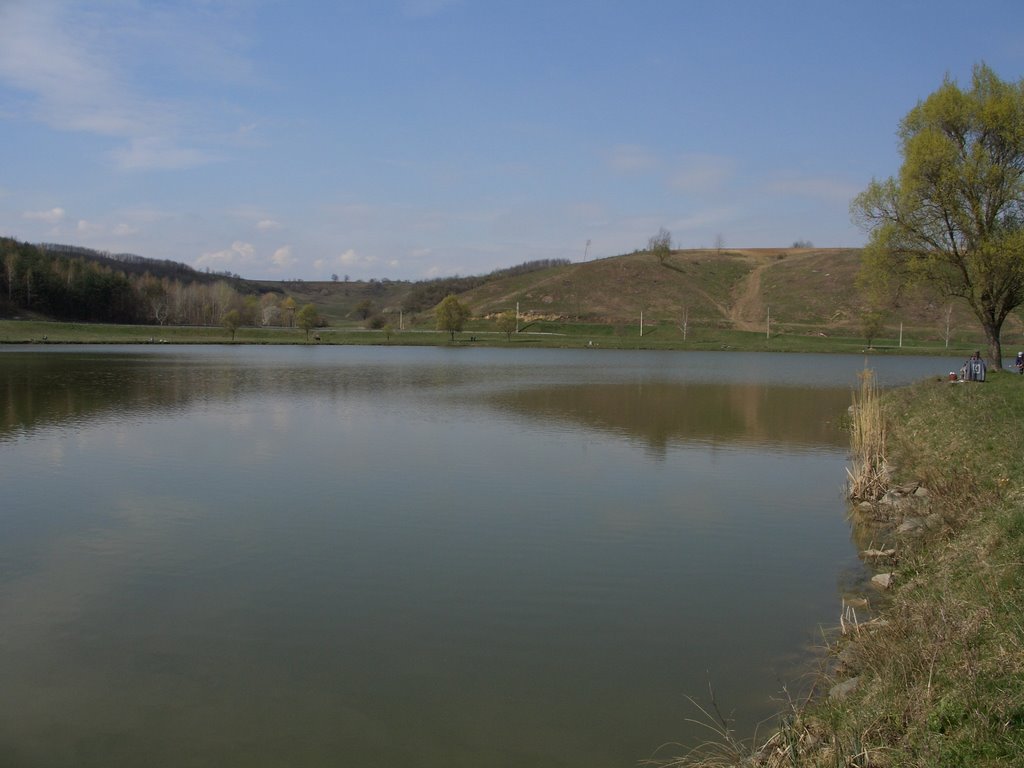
[77,219,103,235]
[668,155,737,193]
[112,223,139,236]
[195,241,256,269]
[257,219,283,231]
[312,249,380,276]
[23,207,66,223]
[606,144,658,173]
[110,138,212,172]
[271,246,295,270]
[764,175,861,202]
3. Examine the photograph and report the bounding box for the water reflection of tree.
[1,354,192,439]
[0,352,489,440]
[490,382,850,453]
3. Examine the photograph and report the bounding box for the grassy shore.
[0,318,990,357]
[664,372,1024,767]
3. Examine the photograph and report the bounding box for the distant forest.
[0,237,570,326]
[0,238,274,326]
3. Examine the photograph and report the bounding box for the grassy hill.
[274,247,1022,349]
[10,238,1023,350]
[256,278,412,325]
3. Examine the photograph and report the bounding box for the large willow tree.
[852,63,1024,368]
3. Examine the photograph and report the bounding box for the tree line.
[1,237,281,327]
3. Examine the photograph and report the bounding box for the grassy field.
[662,371,1024,767]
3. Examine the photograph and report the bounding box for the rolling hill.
[8,236,1022,346]
[274,248,1021,345]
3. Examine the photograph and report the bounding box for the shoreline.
[0,318,1005,359]
[667,371,1024,766]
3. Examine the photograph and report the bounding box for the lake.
[0,346,963,767]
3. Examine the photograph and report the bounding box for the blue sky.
[2,1,1023,281]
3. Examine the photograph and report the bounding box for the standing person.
[1015,352,1023,375]
[965,351,987,382]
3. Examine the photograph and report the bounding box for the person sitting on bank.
[965,350,987,382]
[1016,351,1024,375]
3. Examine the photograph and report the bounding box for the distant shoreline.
[0,318,997,359]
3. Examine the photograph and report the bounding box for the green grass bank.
[665,372,1024,767]
[0,318,993,358]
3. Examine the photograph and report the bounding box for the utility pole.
[766,306,770,339]
[584,239,591,261]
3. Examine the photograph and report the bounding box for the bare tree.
[648,227,672,265]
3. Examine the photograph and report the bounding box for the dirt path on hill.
[729,259,769,332]
[727,250,821,331]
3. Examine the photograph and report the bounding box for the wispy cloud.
[76,219,103,235]
[70,217,137,239]
[606,144,658,173]
[0,1,236,171]
[764,174,861,202]
[313,249,378,275]
[0,4,130,131]
[195,241,257,270]
[271,246,296,270]
[112,223,139,237]
[22,207,66,223]
[667,154,737,194]
[110,138,213,172]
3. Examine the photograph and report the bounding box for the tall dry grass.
[846,368,888,501]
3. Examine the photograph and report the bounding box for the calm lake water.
[0,346,964,767]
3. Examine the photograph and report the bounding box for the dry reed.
[846,368,888,501]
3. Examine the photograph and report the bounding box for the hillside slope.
[235,248,1024,344]
[455,248,1008,340]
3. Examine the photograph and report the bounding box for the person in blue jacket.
[1015,351,1023,375]
[965,351,987,381]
